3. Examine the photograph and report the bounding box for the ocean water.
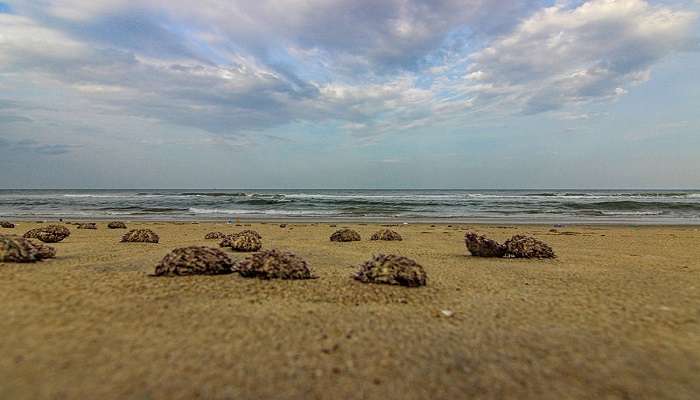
[1,189,699,223]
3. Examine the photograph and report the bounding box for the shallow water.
[2,189,700,223]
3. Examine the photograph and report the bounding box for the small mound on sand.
[154,246,233,276]
[120,229,159,243]
[23,225,71,243]
[330,228,361,242]
[226,233,262,252]
[77,223,97,229]
[370,229,402,241]
[0,221,15,228]
[107,221,127,229]
[1,235,56,262]
[354,254,427,287]
[204,231,227,240]
[464,232,506,257]
[236,249,315,280]
[503,235,556,259]
[26,239,56,259]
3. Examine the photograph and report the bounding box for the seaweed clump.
[0,221,15,228]
[354,254,427,287]
[464,232,555,259]
[1,235,55,262]
[121,229,159,243]
[370,229,402,241]
[26,239,57,259]
[77,223,97,229]
[464,232,506,257]
[204,231,227,240]
[154,246,233,276]
[221,232,262,252]
[236,249,315,280]
[503,235,556,259]
[23,225,71,243]
[108,221,127,229]
[330,229,361,242]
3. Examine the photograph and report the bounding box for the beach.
[1,221,699,399]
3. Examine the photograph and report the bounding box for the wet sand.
[1,221,699,399]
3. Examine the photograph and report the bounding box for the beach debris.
[26,239,57,259]
[204,231,227,240]
[225,232,262,252]
[236,249,316,280]
[1,235,39,262]
[354,254,427,287]
[440,310,455,317]
[23,225,71,243]
[120,229,159,243]
[465,232,556,259]
[503,235,556,259]
[330,229,361,242]
[154,246,233,276]
[0,221,15,228]
[77,223,97,229]
[370,229,403,241]
[107,221,127,229]
[279,224,287,228]
[464,232,506,257]
[1,235,56,262]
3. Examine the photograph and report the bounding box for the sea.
[1,189,700,224]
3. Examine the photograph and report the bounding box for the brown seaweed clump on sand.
[354,254,427,287]
[503,235,556,259]
[370,229,403,241]
[154,246,233,276]
[0,221,15,228]
[236,249,316,280]
[107,221,127,229]
[23,225,71,243]
[120,229,159,243]
[77,223,97,229]
[1,235,56,262]
[464,232,506,257]
[204,231,227,240]
[225,232,262,252]
[26,239,57,259]
[330,228,361,242]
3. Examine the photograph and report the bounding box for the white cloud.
[464,0,697,113]
[0,0,697,145]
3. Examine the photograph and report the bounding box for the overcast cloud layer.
[1,0,699,188]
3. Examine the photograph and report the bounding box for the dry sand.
[1,221,699,399]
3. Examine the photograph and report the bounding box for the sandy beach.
[1,221,699,399]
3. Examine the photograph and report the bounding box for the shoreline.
[4,215,700,226]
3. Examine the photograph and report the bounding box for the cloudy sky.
[1,0,699,189]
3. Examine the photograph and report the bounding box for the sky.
[0,0,699,189]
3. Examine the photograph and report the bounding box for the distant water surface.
[1,189,699,223]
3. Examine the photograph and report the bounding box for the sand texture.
[1,221,699,399]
